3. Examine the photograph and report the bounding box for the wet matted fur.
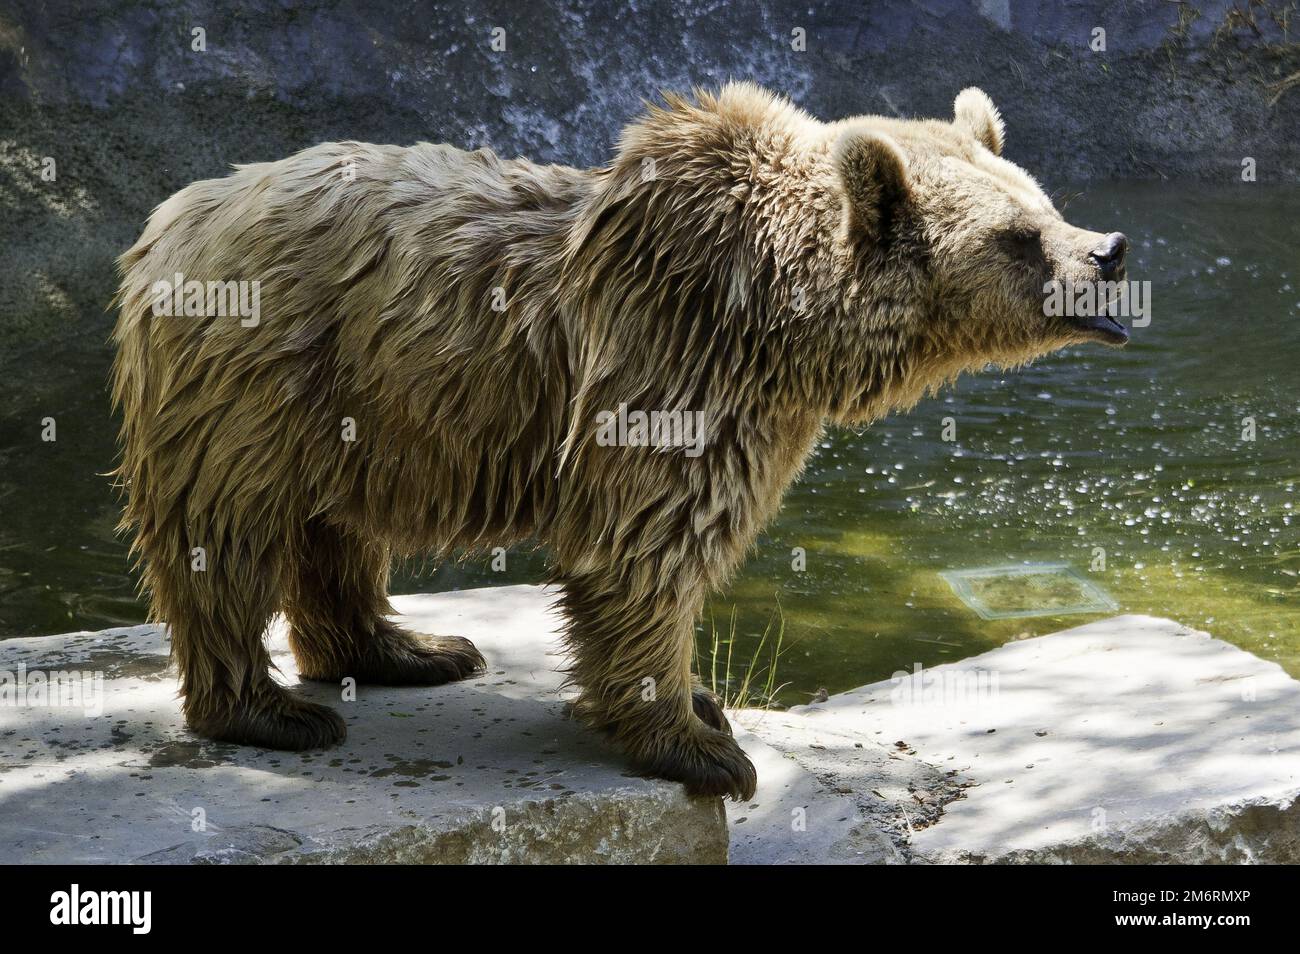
[112,83,1125,799]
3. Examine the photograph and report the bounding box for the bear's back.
[113,140,592,550]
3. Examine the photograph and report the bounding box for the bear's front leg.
[557,573,757,801]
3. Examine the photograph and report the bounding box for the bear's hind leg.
[559,573,756,801]
[283,519,485,685]
[142,514,346,751]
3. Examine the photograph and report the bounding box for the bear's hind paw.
[188,688,347,751]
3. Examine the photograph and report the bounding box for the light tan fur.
[112,83,1123,798]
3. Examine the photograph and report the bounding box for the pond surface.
[1,183,1296,705]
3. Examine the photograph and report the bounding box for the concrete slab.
[0,585,727,864]
[723,723,899,865]
[728,709,959,863]
[758,615,1300,863]
[6,590,1296,864]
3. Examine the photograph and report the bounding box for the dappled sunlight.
[771,615,1300,860]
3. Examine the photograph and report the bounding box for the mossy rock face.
[3,0,1298,356]
[0,90,433,354]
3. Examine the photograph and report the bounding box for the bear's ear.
[953,87,1004,155]
[832,127,910,244]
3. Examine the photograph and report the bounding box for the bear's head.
[823,88,1129,419]
[566,84,1129,427]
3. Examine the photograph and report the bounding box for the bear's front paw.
[641,725,757,801]
[374,632,487,685]
[690,685,732,735]
[298,628,487,686]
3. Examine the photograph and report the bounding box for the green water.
[1,183,1296,704]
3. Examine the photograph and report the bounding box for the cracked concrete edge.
[136,788,728,865]
[914,789,1300,865]
[728,714,933,864]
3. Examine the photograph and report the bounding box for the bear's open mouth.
[1070,311,1130,346]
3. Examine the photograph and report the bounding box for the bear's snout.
[1088,232,1129,280]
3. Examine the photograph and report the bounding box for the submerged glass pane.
[939,563,1118,620]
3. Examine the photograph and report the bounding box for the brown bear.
[112,84,1128,801]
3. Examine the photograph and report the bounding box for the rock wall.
[2,0,1298,351]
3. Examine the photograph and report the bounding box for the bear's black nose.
[1089,232,1128,280]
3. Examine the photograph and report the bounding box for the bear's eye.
[1005,227,1040,249]
[998,227,1044,264]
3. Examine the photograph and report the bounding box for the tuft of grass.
[698,599,790,710]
